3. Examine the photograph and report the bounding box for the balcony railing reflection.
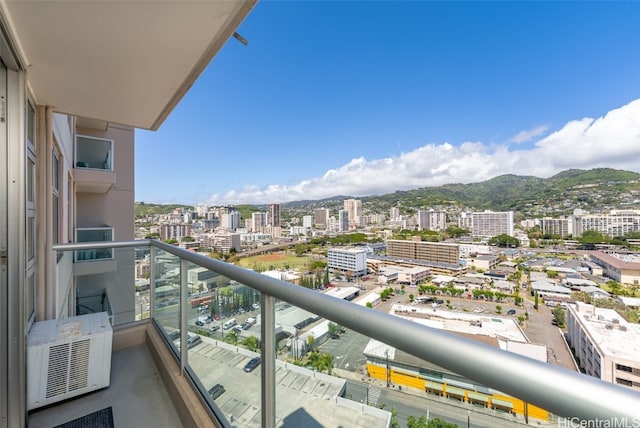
[52,239,640,427]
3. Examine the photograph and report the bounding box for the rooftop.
[571,302,640,361]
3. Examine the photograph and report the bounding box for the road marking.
[367,387,382,405]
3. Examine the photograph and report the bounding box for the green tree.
[552,306,566,328]
[243,335,259,352]
[534,291,539,310]
[224,330,239,345]
[495,305,502,314]
[306,334,315,351]
[366,302,373,308]
[328,322,342,339]
[488,234,520,248]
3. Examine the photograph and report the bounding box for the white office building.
[327,247,368,277]
[566,302,640,391]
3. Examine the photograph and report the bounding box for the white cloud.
[206,98,640,205]
[508,125,549,144]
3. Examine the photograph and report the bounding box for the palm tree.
[224,330,239,345]
[243,335,259,352]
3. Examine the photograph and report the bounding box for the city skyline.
[135,1,640,206]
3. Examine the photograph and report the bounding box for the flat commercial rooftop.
[188,337,390,427]
[571,302,640,361]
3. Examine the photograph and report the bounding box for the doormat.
[54,407,114,428]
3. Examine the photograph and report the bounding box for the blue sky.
[135,1,640,206]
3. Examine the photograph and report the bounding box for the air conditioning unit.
[27,312,112,410]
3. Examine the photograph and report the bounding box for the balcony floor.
[28,343,183,428]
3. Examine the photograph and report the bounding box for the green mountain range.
[136,168,640,219]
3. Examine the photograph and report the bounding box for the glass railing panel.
[272,301,394,428]
[75,135,113,171]
[54,245,150,326]
[269,297,556,428]
[184,270,262,425]
[75,228,114,261]
[153,248,182,349]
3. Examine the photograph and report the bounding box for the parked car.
[208,384,225,400]
[195,320,204,327]
[209,325,220,333]
[175,332,202,350]
[507,309,516,315]
[244,356,261,373]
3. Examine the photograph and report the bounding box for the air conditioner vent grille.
[69,339,91,391]
[46,343,71,399]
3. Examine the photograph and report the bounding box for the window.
[616,363,632,373]
[616,378,632,387]
[25,99,36,323]
[52,148,60,245]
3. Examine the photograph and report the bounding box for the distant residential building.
[573,210,640,238]
[251,212,267,232]
[302,215,313,229]
[417,210,447,231]
[204,232,241,254]
[470,210,514,240]
[458,211,474,230]
[160,223,191,241]
[327,247,368,277]
[344,199,362,229]
[338,210,349,232]
[566,302,640,391]
[390,207,401,221]
[268,203,281,227]
[541,216,574,238]
[314,208,330,227]
[220,210,241,231]
[386,239,459,265]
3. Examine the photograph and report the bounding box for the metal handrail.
[53,239,640,421]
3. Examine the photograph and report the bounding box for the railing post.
[149,244,156,320]
[180,258,188,373]
[261,293,275,428]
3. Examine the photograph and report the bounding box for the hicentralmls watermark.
[558,418,640,428]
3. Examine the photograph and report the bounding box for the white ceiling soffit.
[2,0,256,130]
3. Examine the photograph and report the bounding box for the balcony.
[35,239,640,428]
[74,135,116,193]
[74,228,116,277]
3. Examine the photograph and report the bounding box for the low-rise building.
[566,302,640,391]
[327,247,368,277]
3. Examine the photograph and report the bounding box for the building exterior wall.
[566,303,640,391]
[471,211,514,239]
[327,248,368,276]
[386,240,460,265]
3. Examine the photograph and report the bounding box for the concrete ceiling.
[1,0,256,130]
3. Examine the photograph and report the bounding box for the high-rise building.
[268,203,281,228]
[344,199,362,229]
[251,212,267,232]
[470,210,514,239]
[417,210,447,231]
[390,207,401,221]
[302,215,313,229]
[338,209,349,232]
[573,210,640,238]
[541,216,574,238]
[314,208,330,227]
